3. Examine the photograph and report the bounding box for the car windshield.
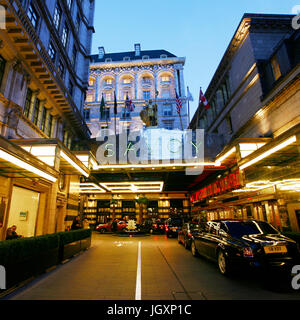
[168,219,182,226]
[225,221,280,238]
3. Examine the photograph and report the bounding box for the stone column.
[134,71,138,100]
[96,74,100,102]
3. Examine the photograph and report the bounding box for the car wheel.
[98,228,106,234]
[191,241,199,257]
[217,250,231,276]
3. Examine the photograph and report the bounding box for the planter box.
[60,240,81,262]
[80,237,91,251]
[3,247,60,291]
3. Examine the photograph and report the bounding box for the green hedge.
[0,233,59,266]
[0,229,91,266]
[57,229,92,245]
[283,232,300,244]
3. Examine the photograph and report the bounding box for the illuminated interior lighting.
[61,151,89,177]
[100,181,164,193]
[21,145,56,166]
[95,162,218,170]
[0,149,57,182]
[240,136,297,170]
[79,183,106,193]
[216,147,236,165]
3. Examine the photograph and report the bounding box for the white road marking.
[135,241,142,300]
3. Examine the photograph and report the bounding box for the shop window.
[6,186,40,238]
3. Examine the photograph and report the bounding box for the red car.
[96,221,127,233]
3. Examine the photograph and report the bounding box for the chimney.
[98,46,105,59]
[134,43,141,57]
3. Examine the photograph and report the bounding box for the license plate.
[263,245,287,254]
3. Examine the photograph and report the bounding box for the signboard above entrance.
[190,170,243,203]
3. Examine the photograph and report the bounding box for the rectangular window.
[41,106,47,131]
[23,88,32,118]
[162,89,170,98]
[48,41,56,63]
[75,14,80,33]
[58,60,65,79]
[163,121,173,130]
[271,56,281,81]
[105,93,112,101]
[68,80,74,97]
[47,114,53,137]
[62,24,69,47]
[53,3,62,31]
[0,55,6,87]
[83,109,90,120]
[106,79,113,85]
[163,105,172,116]
[143,91,151,100]
[32,98,40,125]
[161,76,170,82]
[71,46,77,67]
[123,78,131,84]
[86,94,94,102]
[28,4,39,29]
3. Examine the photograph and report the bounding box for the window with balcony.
[123,78,131,84]
[53,3,62,31]
[105,79,113,85]
[28,4,39,30]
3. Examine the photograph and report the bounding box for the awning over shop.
[0,136,58,182]
[11,139,90,178]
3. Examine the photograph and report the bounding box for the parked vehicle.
[96,221,127,233]
[178,222,201,249]
[165,217,183,238]
[190,219,300,276]
[151,219,166,234]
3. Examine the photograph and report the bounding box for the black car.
[178,222,201,249]
[190,219,300,276]
[165,218,183,238]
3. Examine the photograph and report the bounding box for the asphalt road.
[5,232,300,300]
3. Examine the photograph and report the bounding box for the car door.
[204,222,222,260]
[193,222,210,256]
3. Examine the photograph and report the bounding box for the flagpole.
[187,86,190,125]
[196,87,201,128]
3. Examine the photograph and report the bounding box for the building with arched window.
[85,44,189,137]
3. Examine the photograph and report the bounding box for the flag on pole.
[175,90,182,114]
[125,93,135,112]
[114,91,118,115]
[200,88,211,110]
[187,86,194,101]
[100,94,105,118]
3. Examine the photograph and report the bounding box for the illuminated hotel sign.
[190,170,243,203]
[95,128,219,175]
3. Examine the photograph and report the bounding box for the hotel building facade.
[0,0,95,240]
[84,43,189,137]
[189,14,300,232]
